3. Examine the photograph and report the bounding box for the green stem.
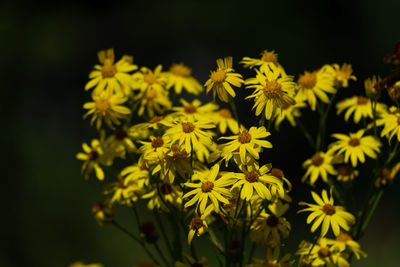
[359,189,384,236]
[153,211,174,261]
[153,242,172,267]
[208,227,225,255]
[228,95,240,128]
[295,117,315,149]
[259,109,266,127]
[247,242,256,264]
[111,221,161,266]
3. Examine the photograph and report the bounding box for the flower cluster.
[73,46,400,267]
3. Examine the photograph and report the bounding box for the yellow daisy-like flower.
[296,68,335,111]
[204,56,244,102]
[160,144,192,183]
[377,106,400,142]
[248,254,293,267]
[302,151,337,186]
[220,126,273,164]
[336,96,386,123]
[164,63,203,95]
[69,261,104,267]
[187,209,212,245]
[164,117,215,155]
[364,75,382,95]
[268,168,292,201]
[298,189,355,237]
[135,85,172,118]
[240,50,286,75]
[213,108,239,134]
[375,162,400,187]
[92,200,114,226]
[76,139,106,180]
[329,129,381,167]
[231,164,283,201]
[171,99,218,121]
[107,178,141,205]
[85,49,138,96]
[327,231,367,260]
[245,67,296,120]
[336,164,359,182]
[250,201,291,244]
[183,164,235,214]
[106,128,137,158]
[272,101,306,130]
[324,63,357,88]
[131,65,167,92]
[83,90,131,130]
[297,238,350,267]
[140,136,171,163]
[120,163,150,188]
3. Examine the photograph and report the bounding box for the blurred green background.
[2,0,400,266]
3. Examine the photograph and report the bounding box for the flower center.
[379,168,391,181]
[318,247,331,258]
[262,260,280,267]
[182,122,195,133]
[245,171,259,183]
[160,183,173,195]
[397,115,400,125]
[91,203,103,214]
[311,154,324,166]
[184,104,197,114]
[357,96,369,105]
[322,204,336,215]
[149,116,163,124]
[140,163,149,170]
[219,109,232,118]
[146,89,157,99]
[281,103,290,110]
[101,62,117,78]
[170,63,191,77]
[238,131,252,143]
[117,179,126,189]
[298,71,317,89]
[201,181,214,192]
[151,137,164,148]
[261,50,278,63]
[144,72,158,85]
[95,99,110,112]
[88,150,99,161]
[115,130,128,140]
[336,232,352,243]
[210,69,226,83]
[190,217,204,230]
[263,80,283,98]
[348,138,360,147]
[337,164,351,176]
[270,168,283,179]
[266,214,279,227]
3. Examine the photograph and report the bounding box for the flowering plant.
[73,44,400,267]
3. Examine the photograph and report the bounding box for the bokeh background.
[3,0,400,266]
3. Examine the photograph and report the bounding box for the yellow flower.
[213,108,240,134]
[142,182,182,210]
[106,128,137,158]
[183,164,235,214]
[164,63,203,95]
[298,189,355,237]
[70,261,104,267]
[250,201,291,244]
[296,68,335,111]
[364,75,382,95]
[248,253,294,267]
[240,50,286,75]
[83,91,131,130]
[131,65,167,92]
[336,96,386,123]
[160,144,192,183]
[377,106,400,142]
[135,86,172,118]
[329,129,381,167]
[302,151,337,186]
[187,211,212,245]
[164,117,215,155]
[231,164,283,201]
[268,168,292,201]
[133,116,169,132]
[336,164,359,182]
[272,101,306,130]
[106,178,141,205]
[171,99,218,121]
[375,162,400,187]
[204,56,244,102]
[220,126,273,164]
[140,136,171,163]
[120,163,150,188]
[245,67,296,120]
[327,231,367,260]
[92,200,114,226]
[324,63,357,88]
[76,139,106,180]
[297,238,350,267]
[85,48,138,96]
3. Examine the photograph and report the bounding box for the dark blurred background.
[2,0,400,266]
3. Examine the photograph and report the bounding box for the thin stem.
[259,109,266,127]
[111,221,161,266]
[295,117,315,149]
[154,242,172,267]
[228,95,240,128]
[153,211,174,261]
[359,189,384,236]
[207,227,225,255]
[247,242,256,264]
